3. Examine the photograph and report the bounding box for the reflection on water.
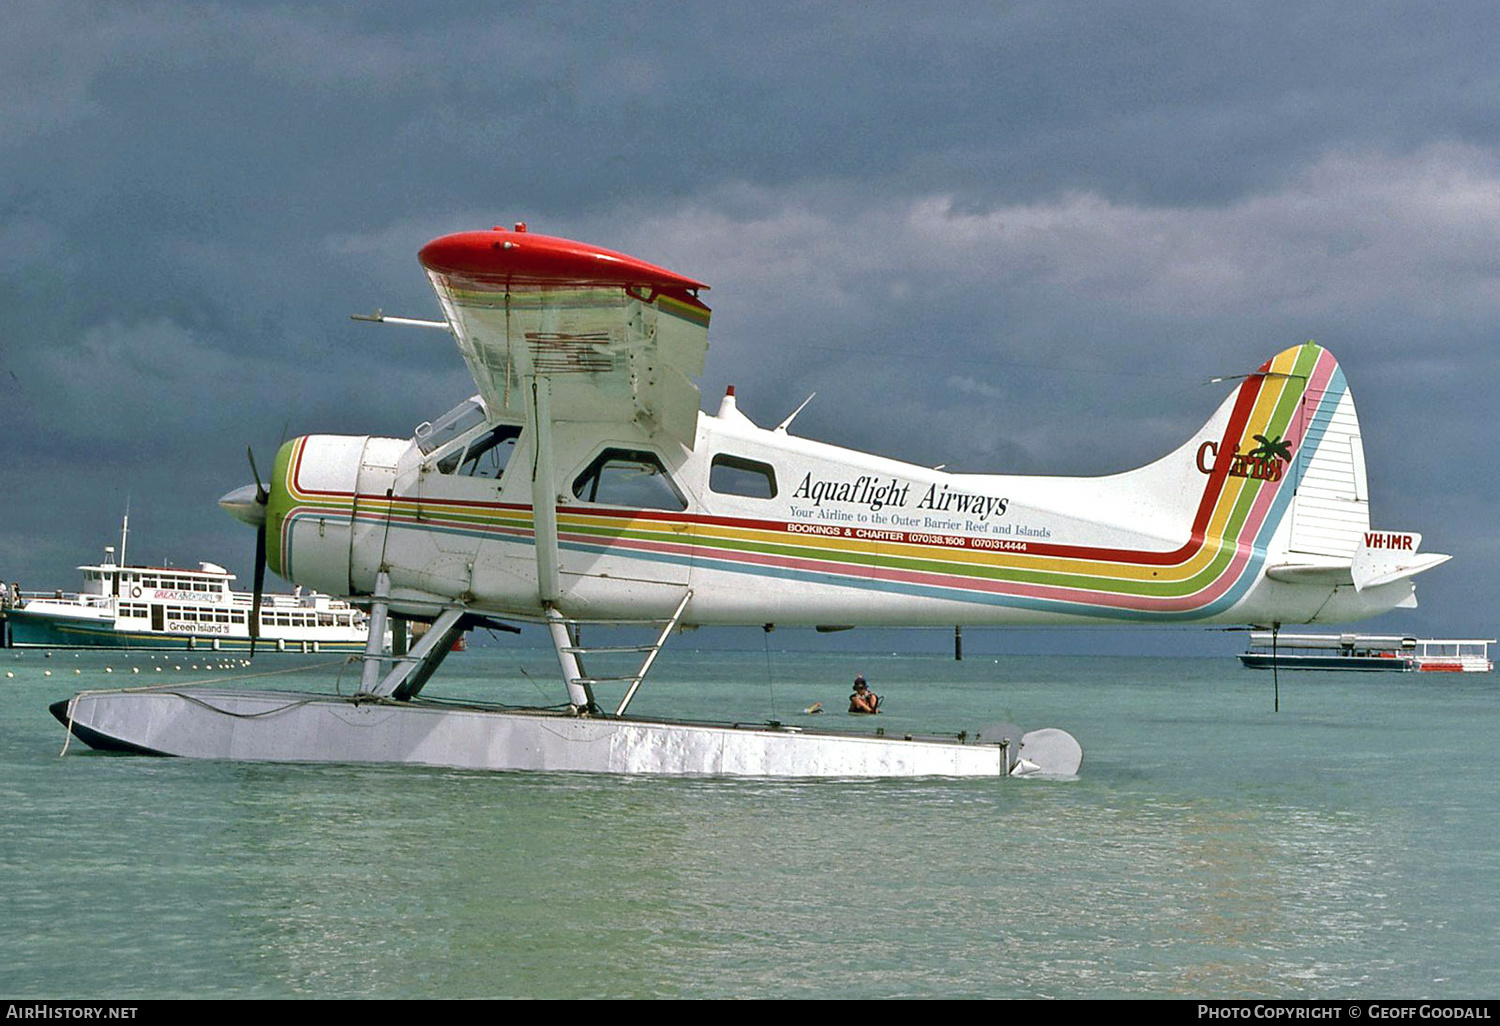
[2,647,1496,997]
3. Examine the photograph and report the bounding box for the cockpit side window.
[436,424,523,478]
[709,454,778,499]
[572,448,688,511]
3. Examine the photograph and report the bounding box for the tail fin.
[1139,341,1362,563]
[1180,341,1447,608]
[1026,342,1443,623]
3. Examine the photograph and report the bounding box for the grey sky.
[3,1,1497,650]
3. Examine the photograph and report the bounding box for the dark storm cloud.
[2,0,1498,645]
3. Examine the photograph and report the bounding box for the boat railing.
[229,591,357,610]
[9,589,105,608]
[1244,632,1416,653]
[1413,639,1494,670]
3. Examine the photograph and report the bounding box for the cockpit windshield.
[436,423,523,478]
[415,397,487,455]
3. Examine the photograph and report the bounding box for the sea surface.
[2,641,1497,999]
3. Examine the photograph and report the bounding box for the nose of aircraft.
[218,484,267,527]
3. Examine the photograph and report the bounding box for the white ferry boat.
[1239,633,1494,673]
[2,536,375,653]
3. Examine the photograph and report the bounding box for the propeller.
[218,447,271,656]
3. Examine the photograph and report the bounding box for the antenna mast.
[119,504,130,568]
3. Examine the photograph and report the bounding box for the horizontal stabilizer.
[1265,561,1354,585]
[1351,531,1451,592]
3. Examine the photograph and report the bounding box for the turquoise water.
[3,643,1497,998]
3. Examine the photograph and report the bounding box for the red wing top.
[418,226,708,291]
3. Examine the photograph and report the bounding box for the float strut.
[359,569,391,693]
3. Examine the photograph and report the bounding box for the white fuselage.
[268,357,1420,631]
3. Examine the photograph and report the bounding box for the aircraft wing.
[419,226,711,450]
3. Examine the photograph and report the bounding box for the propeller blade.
[247,446,268,505]
[250,522,267,657]
[227,446,273,657]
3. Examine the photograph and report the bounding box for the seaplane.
[52,223,1450,777]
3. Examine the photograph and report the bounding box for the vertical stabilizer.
[1195,341,1369,568]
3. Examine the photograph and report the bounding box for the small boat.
[2,523,375,653]
[1239,632,1494,673]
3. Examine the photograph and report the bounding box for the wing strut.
[528,371,594,710]
[530,377,562,604]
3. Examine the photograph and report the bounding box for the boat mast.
[119,505,129,568]
[113,507,130,599]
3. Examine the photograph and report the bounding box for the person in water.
[848,675,881,714]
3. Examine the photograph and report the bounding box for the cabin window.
[573,449,687,512]
[709,454,778,499]
[436,424,522,479]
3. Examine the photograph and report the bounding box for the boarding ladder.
[546,591,691,717]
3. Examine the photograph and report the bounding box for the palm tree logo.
[1248,434,1293,463]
